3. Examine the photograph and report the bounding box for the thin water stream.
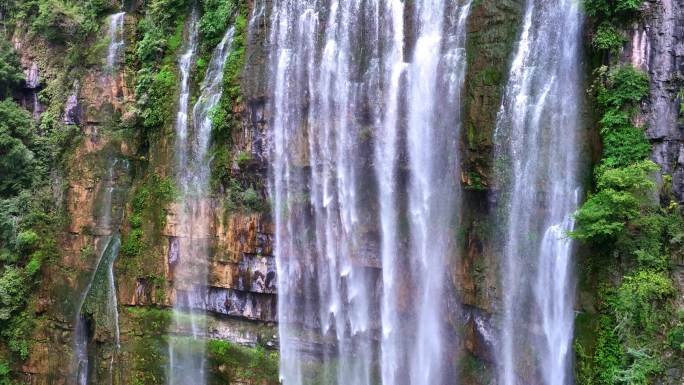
[167,13,235,384]
[72,159,130,385]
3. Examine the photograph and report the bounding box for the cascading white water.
[105,12,125,72]
[269,1,471,384]
[73,159,130,385]
[493,1,583,384]
[167,13,235,384]
[406,1,470,383]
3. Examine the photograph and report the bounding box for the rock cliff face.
[626,0,684,201]
[3,0,684,384]
[7,3,278,384]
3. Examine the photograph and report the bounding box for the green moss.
[475,67,502,86]
[126,307,171,385]
[464,171,487,191]
[126,307,172,335]
[134,1,188,149]
[209,2,248,191]
[206,339,278,384]
[462,0,523,188]
[136,66,179,129]
[121,174,177,261]
[458,353,492,384]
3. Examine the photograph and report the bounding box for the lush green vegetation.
[0,43,23,99]
[207,339,279,384]
[134,0,188,143]
[585,0,642,54]
[0,40,63,376]
[573,43,684,385]
[574,2,684,382]
[121,174,177,260]
[3,0,116,43]
[0,0,275,383]
[208,0,248,190]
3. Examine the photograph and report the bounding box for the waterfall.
[105,12,125,72]
[494,1,583,384]
[167,12,235,384]
[406,1,470,383]
[72,159,130,385]
[269,0,471,384]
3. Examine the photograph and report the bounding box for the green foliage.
[0,359,12,385]
[667,310,684,351]
[0,190,58,362]
[0,42,23,98]
[0,0,85,370]
[15,231,39,255]
[0,268,27,321]
[199,0,240,51]
[585,0,642,56]
[599,126,651,171]
[3,312,33,359]
[573,61,684,384]
[572,66,652,242]
[595,66,649,110]
[584,0,642,19]
[0,100,38,197]
[592,22,625,53]
[134,0,187,140]
[210,3,248,190]
[207,339,278,383]
[126,308,170,385]
[137,67,178,128]
[613,270,674,334]
[592,313,624,384]
[583,277,675,385]
[615,348,662,385]
[573,160,658,241]
[26,0,114,43]
[241,187,260,210]
[121,175,176,258]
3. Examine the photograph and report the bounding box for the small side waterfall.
[70,11,130,384]
[105,12,125,72]
[72,159,130,385]
[493,1,584,384]
[167,9,201,384]
[167,14,235,384]
[269,1,471,384]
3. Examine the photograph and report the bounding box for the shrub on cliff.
[0,43,23,99]
[573,62,684,384]
[0,100,37,197]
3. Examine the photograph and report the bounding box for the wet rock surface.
[631,0,684,201]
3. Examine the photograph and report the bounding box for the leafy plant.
[0,43,23,98]
[592,22,625,53]
[0,101,38,197]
